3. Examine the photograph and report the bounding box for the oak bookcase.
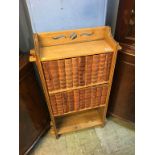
[30,26,121,138]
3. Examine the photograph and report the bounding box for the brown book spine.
[78,57,85,86]
[62,92,68,113]
[65,59,73,88]
[85,87,91,108]
[74,89,79,111]
[91,87,97,107]
[50,95,57,115]
[55,93,63,115]
[67,91,74,111]
[58,59,66,89]
[79,89,85,109]
[42,63,54,91]
[97,54,106,82]
[85,55,93,85]
[101,86,108,105]
[103,54,108,81]
[72,57,79,87]
[96,86,103,106]
[91,55,99,83]
[49,61,60,90]
[106,53,113,81]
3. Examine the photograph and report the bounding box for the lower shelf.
[55,108,104,134]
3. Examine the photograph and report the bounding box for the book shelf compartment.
[49,84,108,116]
[42,53,113,92]
[55,107,104,134]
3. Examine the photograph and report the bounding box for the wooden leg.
[56,134,60,139]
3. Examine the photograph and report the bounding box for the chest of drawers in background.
[30,26,121,138]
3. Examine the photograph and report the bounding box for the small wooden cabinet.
[19,53,50,154]
[108,0,135,122]
[30,26,120,137]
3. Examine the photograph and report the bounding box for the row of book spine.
[50,85,108,116]
[42,53,113,92]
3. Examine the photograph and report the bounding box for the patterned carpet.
[30,117,135,155]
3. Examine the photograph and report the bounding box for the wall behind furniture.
[26,0,107,33]
[19,0,33,52]
[19,0,119,51]
[106,0,120,35]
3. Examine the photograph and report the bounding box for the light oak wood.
[38,40,112,61]
[38,26,107,47]
[54,105,105,117]
[30,26,120,137]
[49,82,109,94]
[33,34,58,137]
[55,109,103,134]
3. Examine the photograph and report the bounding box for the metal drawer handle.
[52,35,66,40]
[80,32,94,36]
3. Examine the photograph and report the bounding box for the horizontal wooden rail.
[49,81,110,94]
[54,104,105,117]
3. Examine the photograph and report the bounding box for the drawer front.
[42,53,113,92]
[49,84,108,116]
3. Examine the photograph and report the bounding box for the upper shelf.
[30,26,121,62]
[40,40,113,61]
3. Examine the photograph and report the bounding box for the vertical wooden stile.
[33,34,58,137]
[103,27,120,124]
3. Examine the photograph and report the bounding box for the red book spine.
[106,53,113,81]
[91,87,97,107]
[58,59,66,89]
[79,89,85,109]
[85,55,93,85]
[55,93,63,115]
[97,54,106,82]
[74,89,79,111]
[49,61,60,90]
[96,86,103,106]
[78,57,85,86]
[65,59,73,88]
[62,92,68,113]
[42,62,54,91]
[91,55,100,83]
[101,87,108,105]
[72,57,79,87]
[50,95,57,115]
[67,91,74,111]
[85,87,91,108]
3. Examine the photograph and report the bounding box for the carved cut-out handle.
[80,32,94,36]
[70,32,77,40]
[52,35,66,40]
